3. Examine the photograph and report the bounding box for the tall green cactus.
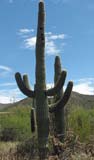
[15,1,66,158]
[15,1,73,159]
[54,56,65,140]
[53,56,67,140]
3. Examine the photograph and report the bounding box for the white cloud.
[0,88,24,104]
[21,32,66,56]
[18,28,34,35]
[0,95,21,104]
[24,37,36,49]
[46,78,94,95]
[46,83,54,89]
[73,78,94,95]
[48,34,66,40]
[45,32,52,35]
[46,39,60,55]
[0,65,13,78]
[45,32,66,40]
[0,65,12,72]
[0,96,11,104]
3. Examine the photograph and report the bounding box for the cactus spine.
[15,1,73,159]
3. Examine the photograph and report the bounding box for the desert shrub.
[0,127,18,141]
[0,106,31,141]
[16,136,38,158]
[68,106,94,142]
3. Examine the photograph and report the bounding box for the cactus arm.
[23,74,31,90]
[49,81,73,113]
[46,70,67,96]
[23,74,36,133]
[15,72,35,98]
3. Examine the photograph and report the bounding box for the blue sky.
[0,0,94,103]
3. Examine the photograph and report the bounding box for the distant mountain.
[0,98,32,111]
[68,92,94,109]
[0,92,94,111]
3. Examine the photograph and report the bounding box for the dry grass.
[0,112,14,115]
[0,132,94,160]
[0,142,18,160]
[0,142,18,153]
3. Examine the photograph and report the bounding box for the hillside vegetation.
[0,92,94,159]
[0,105,31,141]
[0,92,94,142]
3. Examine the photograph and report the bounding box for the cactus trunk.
[35,2,49,158]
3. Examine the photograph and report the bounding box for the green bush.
[0,105,31,141]
[1,104,94,143]
[67,106,94,142]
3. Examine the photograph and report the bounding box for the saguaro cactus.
[15,1,65,158]
[53,56,71,140]
[15,1,73,159]
[54,56,65,140]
